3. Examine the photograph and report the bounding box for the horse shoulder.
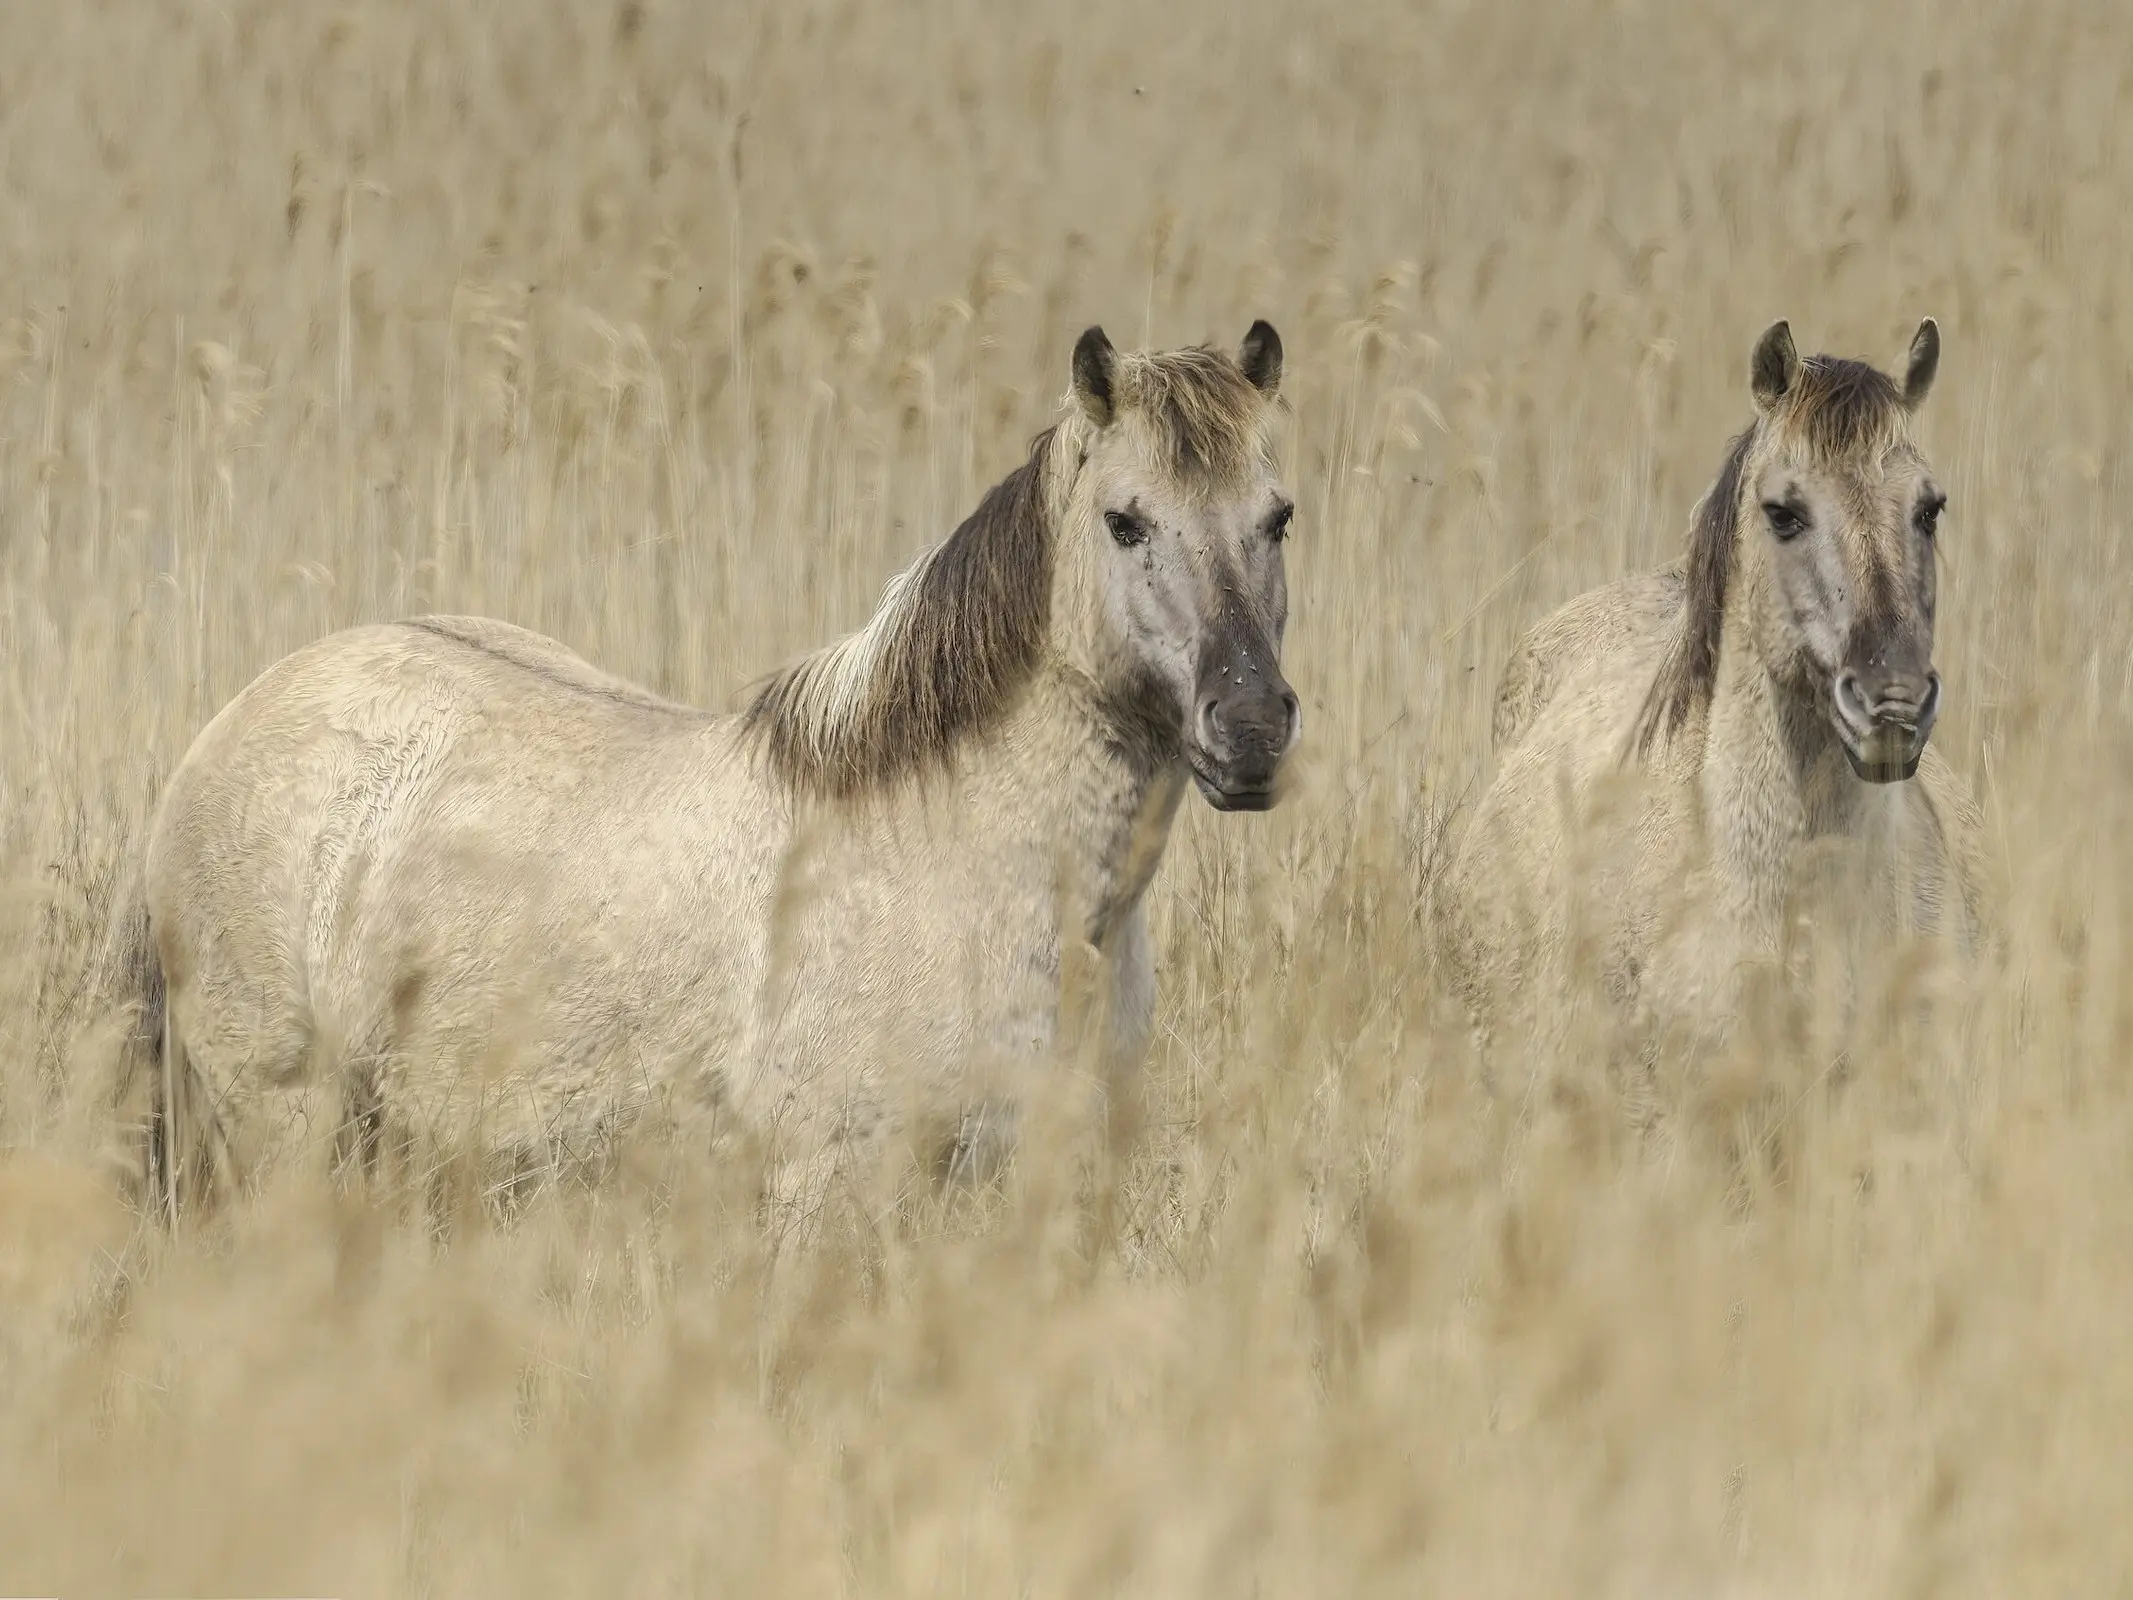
[1910,749,1995,952]
[1491,562,1687,753]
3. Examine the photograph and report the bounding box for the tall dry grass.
[0,0,2129,1592]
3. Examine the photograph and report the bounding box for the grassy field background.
[2,0,2130,1592]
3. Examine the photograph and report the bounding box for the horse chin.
[1839,726,1925,785]
[1188,762,1279,812]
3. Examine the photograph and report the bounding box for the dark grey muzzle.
[1190,658,1300,812]
[1833,664,1942,784]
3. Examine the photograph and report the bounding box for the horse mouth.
[1188,759,1280,812]
[1832,669,1938,785]
[1839,723,1926,784]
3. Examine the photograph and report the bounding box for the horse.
[118,322,1300,1217]
[1447,319,1986,1041]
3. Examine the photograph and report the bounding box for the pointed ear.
[1238,319,1283,397]
[1902,317,1940,409]
[1072,326,1118,427]
[1750,319,1800,413]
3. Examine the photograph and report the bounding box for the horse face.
[1748,319,1947,784]
[1072,323,1300,811]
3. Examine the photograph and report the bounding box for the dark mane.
[1630,353,1911,759]
[743,427,1057,799]
[743,342,1271,801]
[1630,425,1755,757]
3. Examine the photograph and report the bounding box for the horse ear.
[1902,317,1940,409]
[1072,326,1117,426]
[1750,319,1800,413]
[1239,320,1283,397]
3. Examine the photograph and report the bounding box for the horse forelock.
[1782,356,1911,460]
[1114,345,1272,486]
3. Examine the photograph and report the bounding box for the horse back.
[397,615,698,716]
[1491,563,1686,754]
[152,621,714,967]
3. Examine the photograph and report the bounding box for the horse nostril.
[1920,671,1943,725]
[1197,697,1224,748]
[1835,670,1873,730]
[1280,689,1302,752]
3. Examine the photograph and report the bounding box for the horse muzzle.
[1833,667,1941,784]
[1190,682,1301,811]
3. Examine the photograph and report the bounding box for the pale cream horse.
[1449,319,1986,1036]
[121,324,1300,1213]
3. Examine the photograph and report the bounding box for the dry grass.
[1,0,2130,1592]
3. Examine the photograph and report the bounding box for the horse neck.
[795,414,1184,949]
[1699,553,1883,926]
[984,659,1187,951]
[1020,421,1191,948]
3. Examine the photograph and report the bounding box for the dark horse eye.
[1918,493,1946,536]
[1267,502,1294,542]
[1762,502,1806,540]
[1105,510,1146,548]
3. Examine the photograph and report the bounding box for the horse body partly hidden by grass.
[1450,319,1987,1039]
[122,324,1299,1216]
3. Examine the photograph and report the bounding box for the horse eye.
[1104,510,1146,548]
[1763,502,1806,540]
[1267,503,1294,542]
[1918,495,1946,536]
